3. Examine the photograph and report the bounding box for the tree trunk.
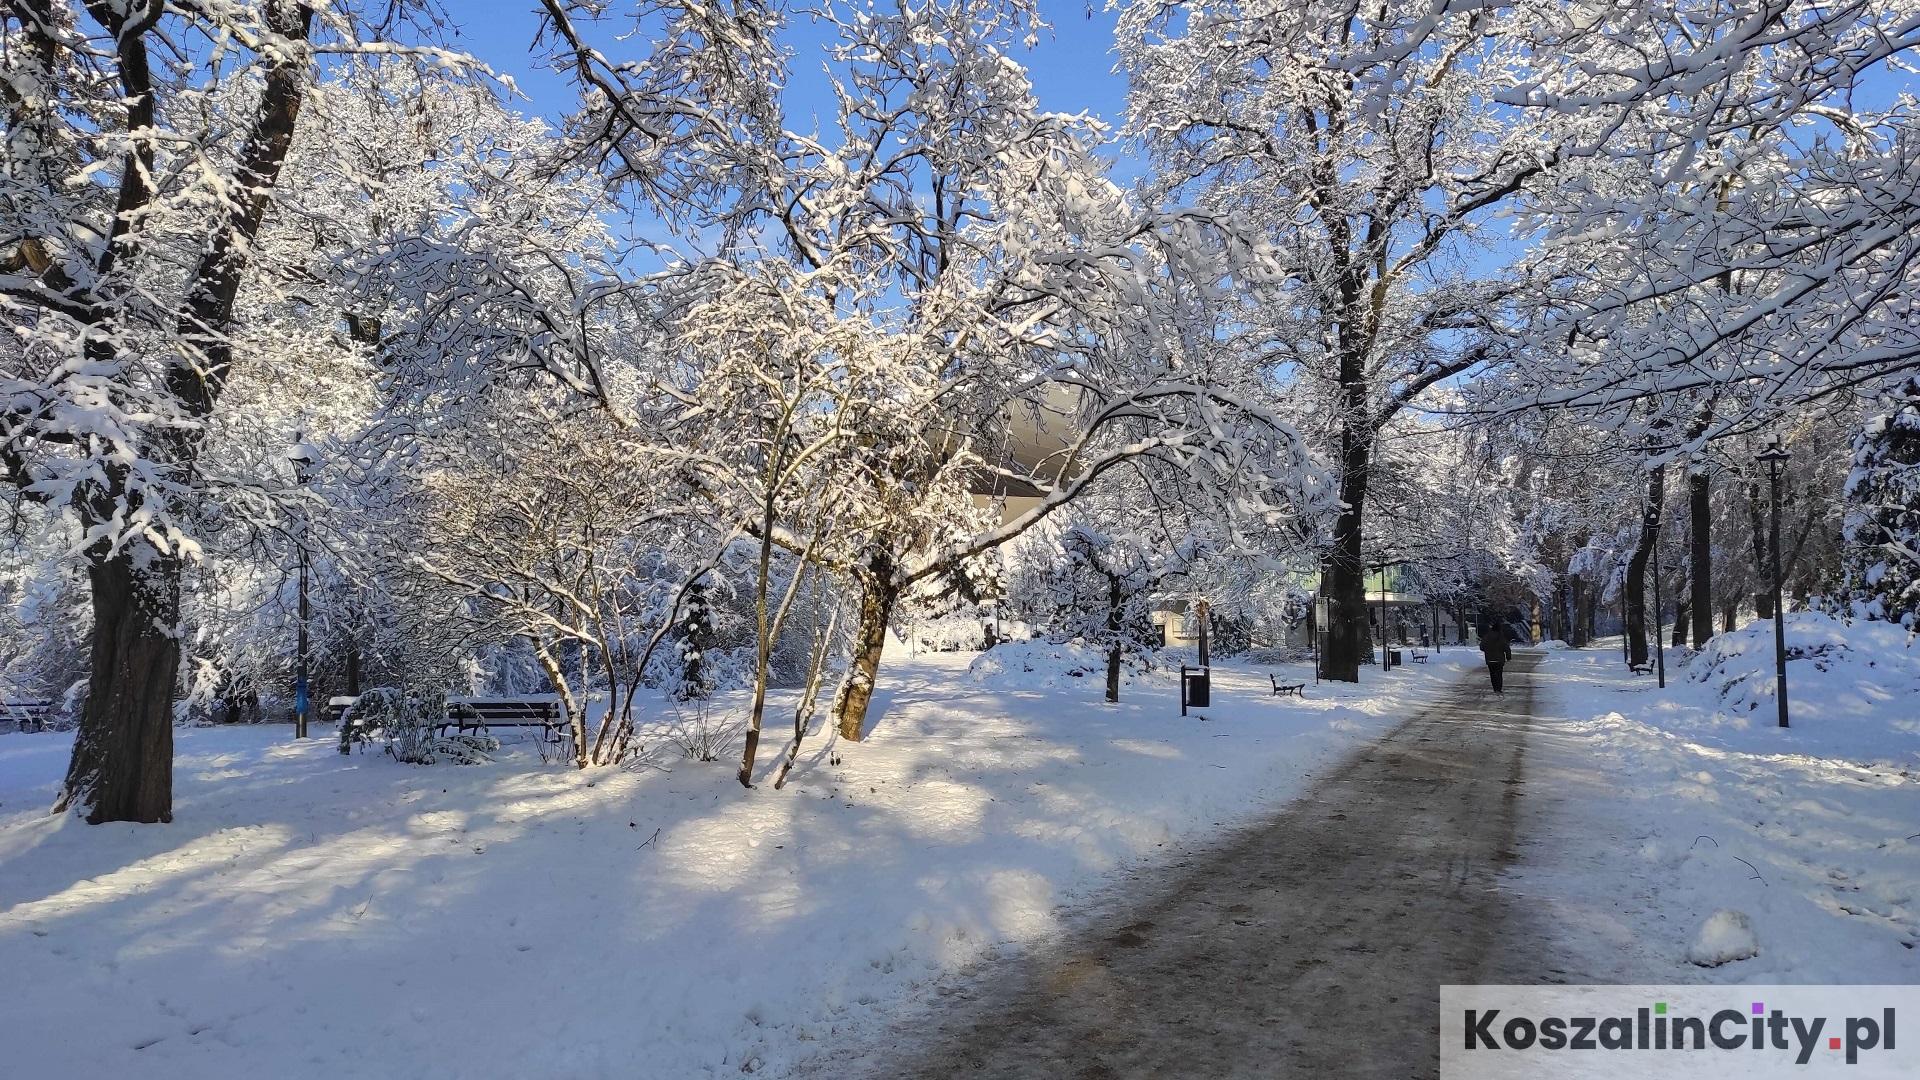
[1747,479,1775,619]
[1320,464,1371,682]
[1689,468,1714,648]
[738,489,778,787]
[1569,574,1587,647]
[532,643,587,768]
[1105,574,1123,703]
[56,549,180,823]
[831,553,900,742]
[1625,466,1666,667]
[345,638,362,697]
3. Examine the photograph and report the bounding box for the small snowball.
[1687,908,1760,967]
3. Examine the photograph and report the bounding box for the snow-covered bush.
[338,688,497,765]
[675,581,717,700]
[969,640,1145,690]
[907,610,997,653]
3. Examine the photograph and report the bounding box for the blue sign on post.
[294,675,310,716]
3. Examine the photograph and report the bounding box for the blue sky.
[444,1,1131,131]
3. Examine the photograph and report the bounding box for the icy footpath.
[0,645,1471,1079]
[1522,615,1920,984]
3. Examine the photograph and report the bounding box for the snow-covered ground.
[1521,614,1920,984]
[0,645,1475,1079]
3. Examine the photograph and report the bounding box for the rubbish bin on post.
[1180,665,1211,715]
[1386,648,1403,670]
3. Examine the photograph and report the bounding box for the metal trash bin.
[1180,665,1211,714]
[1386,648,1402,670]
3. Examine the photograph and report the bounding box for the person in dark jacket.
[1478,619,1515,693]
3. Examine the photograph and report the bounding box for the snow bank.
[1675,612,1920,765]
[0,647,1467,1079]
[1527,620,1920,984]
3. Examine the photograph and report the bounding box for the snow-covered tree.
[540,0,1323,745]
[1843,379,1920,629]
[1117,0,1583,680]
[0,2,486,822]
[398,400,719,768]
[1006,474,1210,701]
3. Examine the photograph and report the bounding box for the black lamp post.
[288,437,319,740]
[1755,435,1792,728]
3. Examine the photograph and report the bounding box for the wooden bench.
[1269,675,1305,698]
[439,697,563,739]
[1411,650,1429,664]
[1,700,54,733]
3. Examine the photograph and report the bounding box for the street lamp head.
[1755,434,1791,465]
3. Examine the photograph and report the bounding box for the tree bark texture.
[1319,456,1371,682]
[1689,468,1714,648]
[1748,480,1776,619]
[56,550,181,823]
[831,550,900,742]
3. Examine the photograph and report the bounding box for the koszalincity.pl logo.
[1463,998,1896,1065]
[1442,985,1920,1078]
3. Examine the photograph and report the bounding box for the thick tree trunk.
[1689,469,1714,648]
[1569,574,1588,647]
[56,549,180,823]
[1320,463,1371,682]
[1625,466,1666,667]
[1673,586,1690,650]
[831,554,900,742]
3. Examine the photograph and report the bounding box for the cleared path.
[851,651,1546,1080]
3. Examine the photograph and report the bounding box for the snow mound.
[1685,611,1862,710]
[969,640,1120,689]
[1687,908,1760,967]
[1670,611,1920,763]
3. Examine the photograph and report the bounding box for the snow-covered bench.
[322,696,357,725]
[1,700,53,733]
[1410,650,1429,664]
[1269,675,1305,697]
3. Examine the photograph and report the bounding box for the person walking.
[1478,618,1514,693]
